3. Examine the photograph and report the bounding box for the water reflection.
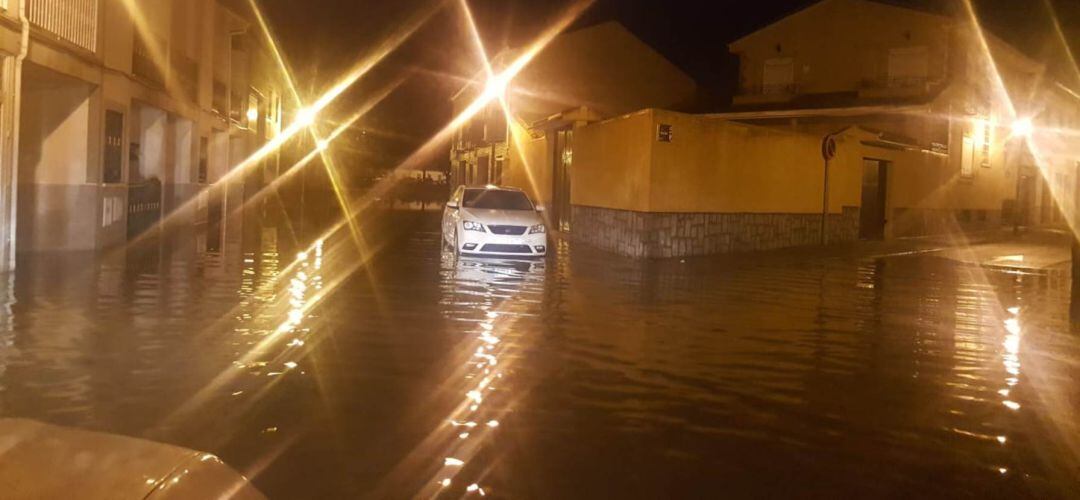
[415,252,545,498]
[1,221,1079,498]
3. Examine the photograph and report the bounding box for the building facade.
[0,0,291,272]
[449,21,698,230]
[726,0,1080,240]
[453,0,1080,258]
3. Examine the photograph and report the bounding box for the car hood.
[460,208,543,227]
[0,419,265,500]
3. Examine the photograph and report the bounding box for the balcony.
[172,53,198,101]
[28,0,99,53]
[229,90,244,126]
[858,76,932,99]
[212,80,228,116]
[732,83,800,106]
[132,32,165,87]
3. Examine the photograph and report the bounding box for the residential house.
[0,0,292,271]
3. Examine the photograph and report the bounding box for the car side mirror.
[535,205,546,212]
[446,201,459,209]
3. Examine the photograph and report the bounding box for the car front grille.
[487,225,528,235]
[480,244,533,254]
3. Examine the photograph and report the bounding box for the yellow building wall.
[503,121,553,208]
[563,109,867,216]
[570,110,654,212]
[647,110,863,214]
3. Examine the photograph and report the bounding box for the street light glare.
[1012,118,1034,138]
[484,73,510,100]
[297,107,317,127]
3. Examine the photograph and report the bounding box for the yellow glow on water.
[1003,401,1021,411]
[1003,318,1021,337]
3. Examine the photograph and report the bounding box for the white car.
[443,185,548,257]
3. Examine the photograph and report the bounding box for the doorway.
[1015,170,1036,227]
[552,128,573,232]
[477,155,490,185]
[859,159,888,240]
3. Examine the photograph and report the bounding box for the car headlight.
[528,223,546,234]
[462,220,486,232]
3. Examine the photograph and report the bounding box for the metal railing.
[172,53,198,100]
[132,32,165,87]
[212,80,228,116]
[28,0,98,53]
[738,82,800,96]
[860,75,928,90]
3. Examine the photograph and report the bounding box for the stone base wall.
[571,205,860,258]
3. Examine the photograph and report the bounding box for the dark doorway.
[103,111,124,184]
[477,155,490,185]
[206,185,224,253]
[1016,171,1036,227]
[552,128,573,232]
[126,142,162,240]
[859,159,888,240]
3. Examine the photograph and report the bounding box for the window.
[973,119,991,167]
[247,94,259,127]
[762,58,794,94]
[888,46,928,87]
[961,134,975,178]
[103,111,124,184]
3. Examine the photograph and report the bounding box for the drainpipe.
[5,0,30,270]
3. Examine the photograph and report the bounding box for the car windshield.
[461,189,534,210]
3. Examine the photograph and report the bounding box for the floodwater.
[1,217,1079,499]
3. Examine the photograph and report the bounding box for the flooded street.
[1,218,1079,498]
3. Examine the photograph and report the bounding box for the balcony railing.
[860,75,929,90]
[738,82,800,96]
[172,53,198,100]
[229,90,244,125]
[132,33,165,87]
[28,0,99,53]
[858,75,932,100]
[212,80,228,116]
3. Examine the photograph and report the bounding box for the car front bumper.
[458,230,548,257]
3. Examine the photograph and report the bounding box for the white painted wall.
[139,106,166,181]
[18,84,92,185]
[174,118,194,183]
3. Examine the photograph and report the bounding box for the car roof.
[463,185,524,193]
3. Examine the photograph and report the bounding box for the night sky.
[260,0,1080,171]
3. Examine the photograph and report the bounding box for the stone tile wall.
[571,205,860,258]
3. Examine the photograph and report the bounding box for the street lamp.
[296,107,317,127]
[1011,118,1034,138]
